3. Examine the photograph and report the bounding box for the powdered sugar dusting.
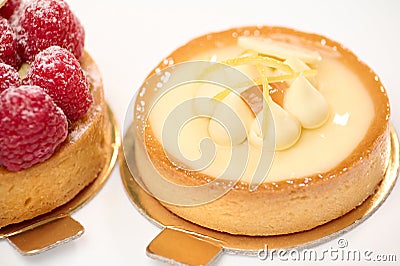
[84,66,101,90]
[0,85,68,171]
[13,0,85,62]
[67,53,104,143]
[0,62,21,93]
[0,16,21,68]
[0,0,22,20]
[25,46,92,121]
[68,117,90,141]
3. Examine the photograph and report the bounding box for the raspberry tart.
[0,0,111,228]
[134,26,391,236]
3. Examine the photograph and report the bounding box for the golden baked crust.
[0,52,111,229]
[138,26,391,236]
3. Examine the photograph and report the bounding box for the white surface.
[1,0,399,265]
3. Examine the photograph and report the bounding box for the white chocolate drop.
[208,92,254,146]
[269,100,302,150]
[248,112,272,148]
[249,99,301,150]
[248,120,263,147]
[192,83,225,115]
[284,75,329,129]
[238,37,322,64]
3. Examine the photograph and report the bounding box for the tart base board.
[0,104,120,255]
[120,123,399,264]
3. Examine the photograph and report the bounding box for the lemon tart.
[135,26,390,236]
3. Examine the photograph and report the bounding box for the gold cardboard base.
[0,105,120,255]
[8,216,84,255]
[120,125,399,264]
[147,228,223,265]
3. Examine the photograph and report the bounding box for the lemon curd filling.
[148,37,374,183]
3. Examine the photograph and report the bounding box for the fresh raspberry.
[64,17,85,61]
[0,62,21,93]
[26,46,92,121]
[14,0,85,62]
[0,0,22,20]
[0,85,68,171]
[0,17,21,69]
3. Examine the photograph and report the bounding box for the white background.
[1,0,399,265]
